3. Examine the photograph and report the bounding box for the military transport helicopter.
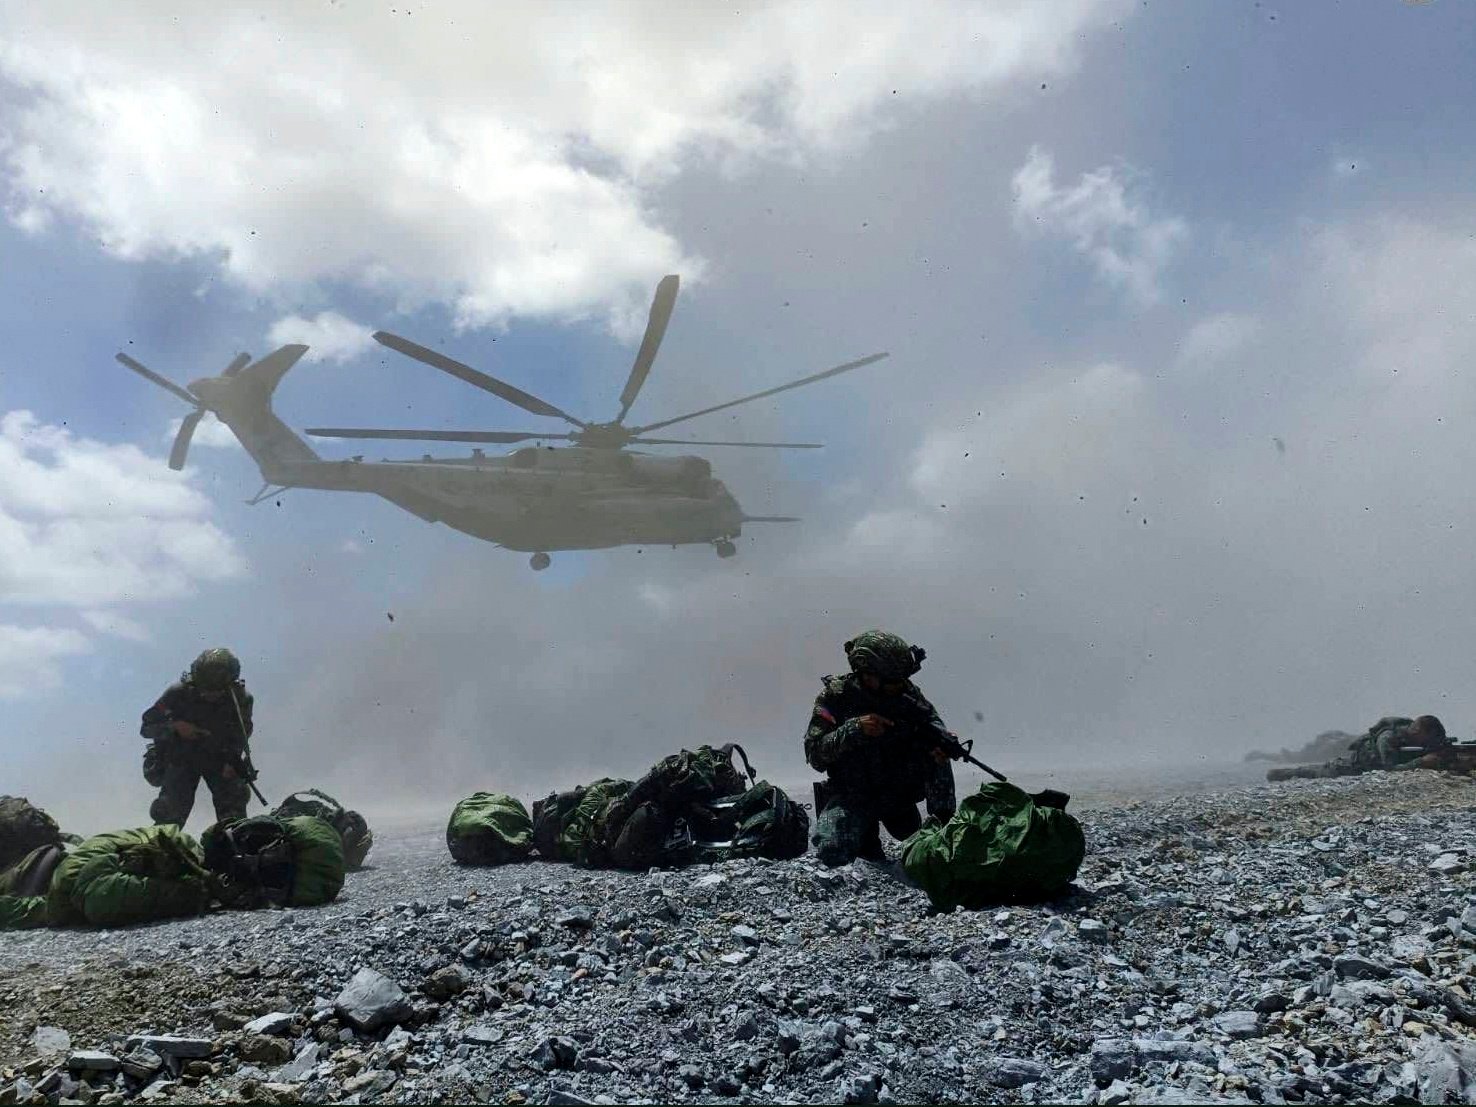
[118,275,889,570]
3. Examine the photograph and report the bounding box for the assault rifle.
[1393,740,1476,773]
[228,686,269,807]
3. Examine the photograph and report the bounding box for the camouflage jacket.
[140,679,254,755]
[804,673,953,800]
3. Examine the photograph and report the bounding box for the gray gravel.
[4,770,1476,1105]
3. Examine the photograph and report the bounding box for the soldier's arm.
[140,687,180,742]
[804,691,863,771]
[235,687,255,742]
[908,688,957,748]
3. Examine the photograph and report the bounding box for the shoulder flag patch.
[813,705,837,726]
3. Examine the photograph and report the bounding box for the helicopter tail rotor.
[117,350,250,471]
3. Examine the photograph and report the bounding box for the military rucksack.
[690,781,811,863]
[591,745,764,870]
[202,815,346,909]
[272,790,374,869]
[0,796,65,872]
[48,826,212,928]
[527,778,634,865]
[446,793,535,866]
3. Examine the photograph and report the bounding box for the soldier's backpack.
[202,815,346,908]
[0,796,65,871]
[47,825,212,928]
[0,844,67,930]
[446,793,535,866]
[901,782,1086,911]
[689,781,811,863]
[529,778,633,865]
[591,745,763,870]
[272,790,374,869]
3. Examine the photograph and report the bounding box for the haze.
[2,1,1473,834]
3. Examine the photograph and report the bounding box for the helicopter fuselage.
[269,445,747,552]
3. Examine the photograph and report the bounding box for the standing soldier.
[141,648,255,828]
[804,630,957,867]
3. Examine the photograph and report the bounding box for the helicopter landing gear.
[530,552,551,571]
[714,539,737,559]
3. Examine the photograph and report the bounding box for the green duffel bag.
[48,826,211,928]
[446,792,534,866]
[901,782,1085,911]
[202,815,346,908]
[272,790,373,870]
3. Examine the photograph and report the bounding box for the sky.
[1,1,1474,833]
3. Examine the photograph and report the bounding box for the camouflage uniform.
[1267,716,1448,781]
[141,650,254,828]
[805,640,957,867]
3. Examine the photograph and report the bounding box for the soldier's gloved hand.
[856,714,892,739]
[173,720,210,741]
[221,763,238,780]
[929,746,951,766]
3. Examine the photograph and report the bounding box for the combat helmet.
[844,630,925,680]
[189,647,241,690]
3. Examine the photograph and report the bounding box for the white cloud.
[80,609,151,642]
[1011,145,1188,306]
[0,410,245,607]
[165,412,238,450]
[0,1,1132,335]
[268,311,376,364]
[1175,312,1261,372]
[0,624,90,698]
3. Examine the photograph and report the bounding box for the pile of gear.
[0,794,354,931]
[440,630,1088,913]
[446,743,811,870]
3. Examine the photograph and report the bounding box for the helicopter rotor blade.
[630,437,824,449]
[306,427,576,445]
[631,352,890,436]
[222,352,252,376]
[616,274,679,423]
[115,353,201,406]
[373,331,586,428]
[169,409,204,471]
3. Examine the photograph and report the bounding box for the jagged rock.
[988,1058,1050,1088]
[125,1035,213,1060]
[65,1053,119,1074]
[237,1034,293,1065]
[556,906,596,930]
[30,1028,70,1059]
[1213,1010,1261,1039]
[334,968,412,1032]
[528,1037,579,1072]
[1333,954,1390,980]
[119,1050,164,1081]
[420,965,472,1000]
[244,1013,295,1037]
[270,1044,320,1084]
[1091,1039,1136,1084]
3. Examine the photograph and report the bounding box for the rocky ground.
[4,770,1476,1105]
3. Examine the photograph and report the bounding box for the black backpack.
[691,781,811,863]
[202,816,296,908]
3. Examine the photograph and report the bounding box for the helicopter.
[118,275,890,570]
